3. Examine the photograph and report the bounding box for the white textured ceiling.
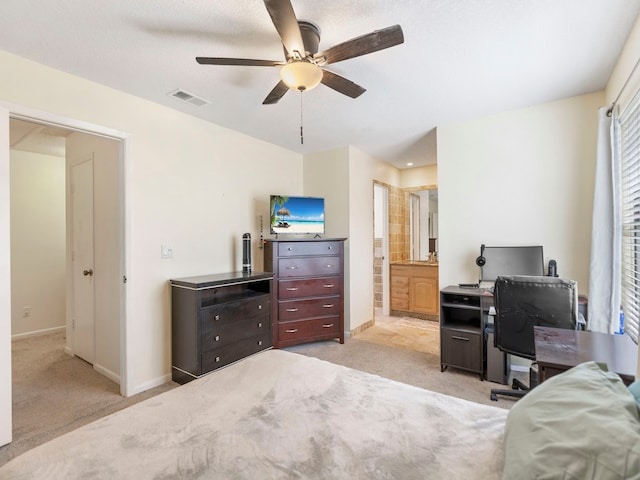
[1,0,639,168]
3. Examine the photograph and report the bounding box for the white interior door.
[72,159,95,364]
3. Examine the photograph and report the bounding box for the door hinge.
[123,275,127,284]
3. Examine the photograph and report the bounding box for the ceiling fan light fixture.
[280,61,323,92]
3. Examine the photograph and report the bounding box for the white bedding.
[0,349,508,479]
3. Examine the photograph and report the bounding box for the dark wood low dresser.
[264,238,346,348]
[170,271,273,384]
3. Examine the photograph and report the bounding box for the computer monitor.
[480,245,544,283]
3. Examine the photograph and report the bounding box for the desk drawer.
[440,327,481,372]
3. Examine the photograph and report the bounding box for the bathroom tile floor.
[353,310,440,356]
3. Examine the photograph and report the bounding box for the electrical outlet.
[23,306,31,318]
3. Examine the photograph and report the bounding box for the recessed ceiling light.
[406,162,414,166]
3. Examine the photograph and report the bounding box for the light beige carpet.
[1,319,521,467]
[0,331,177,466]
[0,350,509,479]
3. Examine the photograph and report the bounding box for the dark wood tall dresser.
[170,271,273,384]
[264,238,346,348]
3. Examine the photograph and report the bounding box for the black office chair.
[490,275,578,401]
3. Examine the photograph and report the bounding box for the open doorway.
[6,116,126,452]
[363,181,441,355]
[10,117,124,379]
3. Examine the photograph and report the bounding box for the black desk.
[534,326,637,386]
[440,286,508,382]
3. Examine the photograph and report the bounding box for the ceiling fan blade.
[315,24,404,65]
[263,0,306,57]
[263,80,289,104]
[196,57,283,67]
[321,70,366,99]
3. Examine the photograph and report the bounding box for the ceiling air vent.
[168,89,210,107]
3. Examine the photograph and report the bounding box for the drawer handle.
[214,335,220,342]
[323,284,334,288]
[214,315,220,321]
[257,340,263,346]
[287,247,293,251]
[325,264,333,269]
[257,305,263,310]
[215,356,220,363]
[258,322,263,328]
[285,328,298,333]
[286,308,299,312]
[328,245,333,250]
[287,266,298,270]
[323,304,334,308]
[322,323,334,328]
[451,336,470,342]
[286,287,299,291]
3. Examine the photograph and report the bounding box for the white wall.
[303,147,350,239]
[10,150,66,336]
[303,148,351,329]
[606,14,640,109]
[437,91,604,291]
[347,147,399,331]
[400,164,438,188]
[303,146,401,332]
[0,50,303,400]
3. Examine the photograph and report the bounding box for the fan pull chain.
[300,91,304,145]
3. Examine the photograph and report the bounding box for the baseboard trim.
[11,325,65,341]
[350,318,375,337]
[94,363,120,385]
[129,373,173,397]
[389,310,439,322]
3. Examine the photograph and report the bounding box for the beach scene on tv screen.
[270,196,324,234]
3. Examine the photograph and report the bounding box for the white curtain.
[588,106,621,333]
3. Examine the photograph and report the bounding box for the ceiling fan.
[196,0,404,105]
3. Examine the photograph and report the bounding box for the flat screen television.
[270,195,325,235]
[480,245,544,282]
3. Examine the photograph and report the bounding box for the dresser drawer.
[202,314,270,352]
[278,241,342,257]
[278,277,341,299]
[278,317,340,341]
[278,297,341,321]
[278,256,342,278]
[202,294,270,326]
[201,331,271,373]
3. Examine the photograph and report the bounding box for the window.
[619,90,640,343]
